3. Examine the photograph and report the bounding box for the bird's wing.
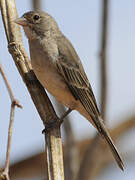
[56,36,124,170]
[56,35,100,119]
[55,36,124,170]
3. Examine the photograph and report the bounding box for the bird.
[14,11,124,170]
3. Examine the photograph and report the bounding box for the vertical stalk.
[0,0,65,179]
[100,0,109,120]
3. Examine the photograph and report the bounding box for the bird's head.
[14,11,60,40]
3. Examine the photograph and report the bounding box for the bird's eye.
[33,15,40,20]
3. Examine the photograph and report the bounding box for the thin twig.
[77,1,109,180]
[0,64,22,108]
[0,64,22,180]
[0,0,65,179]
[1,102,16,180]
[32,0,41,10]
[99,0,108,120]
[4,102,16,175]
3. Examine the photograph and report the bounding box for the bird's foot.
[59,108,72,124]
[42,108,72,134]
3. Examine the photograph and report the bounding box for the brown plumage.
[14,11,124,170]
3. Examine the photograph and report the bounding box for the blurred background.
[0,0,135,179]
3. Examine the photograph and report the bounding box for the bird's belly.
[32,62,78,109]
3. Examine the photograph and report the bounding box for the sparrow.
[14,11,124,170]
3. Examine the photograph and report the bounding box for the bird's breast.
[30,46,77,109]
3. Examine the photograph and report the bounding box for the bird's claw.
[42,108,72,134]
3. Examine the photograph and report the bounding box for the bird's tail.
[92,116,124,170]
[77,105,124,170]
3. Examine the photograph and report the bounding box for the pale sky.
[0,0,135,179]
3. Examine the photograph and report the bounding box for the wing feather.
[56,35,100,118]
[55,35,124,170]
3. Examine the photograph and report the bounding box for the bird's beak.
[14,17,28,26]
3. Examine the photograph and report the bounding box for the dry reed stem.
[0,0,65,179]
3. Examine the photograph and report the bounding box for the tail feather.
[93,116,124,171]
[77,104,124,170]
